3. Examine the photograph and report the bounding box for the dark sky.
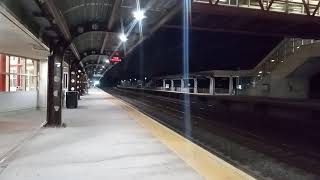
[103,28,281,83]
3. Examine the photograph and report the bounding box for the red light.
[111,56,121,63]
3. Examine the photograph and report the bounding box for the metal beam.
[258,0,265,10]
[163,25,283,37]
[81,54,107,62]
[192,2,320,23]
[267,0,274,11]
[108,0,122,31]
[312,1,320,16]
[301,0,310,15]
[40,0,80,60]
[42,0,71,40]
[96,0,122,73]
[126,2,183,56]
[84,64,108,69]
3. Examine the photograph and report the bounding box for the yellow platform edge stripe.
[110,95,256,180]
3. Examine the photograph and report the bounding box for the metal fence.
[194,0,320,16]
[253,38,320,81]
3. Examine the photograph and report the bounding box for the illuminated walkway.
[0,110,45,161]
[0,88,254,180]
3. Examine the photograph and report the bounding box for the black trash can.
[66,91,78,109]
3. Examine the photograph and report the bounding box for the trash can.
[66,91,78,109]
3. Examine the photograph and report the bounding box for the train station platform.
[0,88,254,180]
[0,110,45,163]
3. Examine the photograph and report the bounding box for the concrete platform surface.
[0,109,45,162]
[0,88,203,180]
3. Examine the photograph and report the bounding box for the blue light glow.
[183,0,192,137]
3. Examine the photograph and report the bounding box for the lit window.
[26,76,38,91]
[26,59,36,75]
[0,54,40,92]
[25,59,38,91]
[0,54,9,92]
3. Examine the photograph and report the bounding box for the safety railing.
[193,0,320,16]
[252,38,320,81]
[233,38,320,95]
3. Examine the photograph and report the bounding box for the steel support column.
[229,76,234,95]
[194,78,198,94]
[181,79,184,92]
[46,46,64,127]
[170,80,174,91]
[209,77,215,95]
[163,79,166,90]
[236,76,240,95]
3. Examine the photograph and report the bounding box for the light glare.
[119,33,128,42]
[133,10,146,21]
[94,81,100,86]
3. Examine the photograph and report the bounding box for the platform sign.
[110,51,122,64]
[111,56,121,63]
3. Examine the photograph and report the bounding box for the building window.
[0,54,9,92]
[0,53,39,92]
[26,59,38,91]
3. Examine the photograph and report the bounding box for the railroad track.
[106,88,320,180]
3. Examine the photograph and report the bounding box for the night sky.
[102,28,281,85]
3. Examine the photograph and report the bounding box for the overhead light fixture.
[271,59,275,62]
[259,71,263,74]
[119,33,128,42]
[133,10,146,21]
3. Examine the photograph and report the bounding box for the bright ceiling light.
[119,33,128,42]
[133,10,146,21]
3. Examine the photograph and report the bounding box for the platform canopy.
[0,0,181,78]
[3,0,320,79]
